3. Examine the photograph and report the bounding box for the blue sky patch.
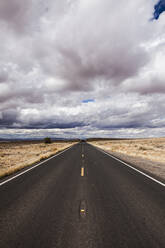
[82,99,95,103]
[153,0,165,20]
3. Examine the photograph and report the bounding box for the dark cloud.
[0,69,8,83]
[18,122,85,130]
[0,109,18,127]
[0,0,32,32]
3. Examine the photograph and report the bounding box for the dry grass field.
[0,141,75,178]
[90,138,165,180]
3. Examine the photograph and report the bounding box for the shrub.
[139,146,147,151]
[44,137,52,144]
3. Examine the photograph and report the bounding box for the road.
[0,142,165,248]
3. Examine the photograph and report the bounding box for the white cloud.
[0,0,165,138]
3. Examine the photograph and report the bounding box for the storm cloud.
[0,0,165,139]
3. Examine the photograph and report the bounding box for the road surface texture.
[0,142,165,248]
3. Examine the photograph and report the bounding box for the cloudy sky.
[0,0,165,139]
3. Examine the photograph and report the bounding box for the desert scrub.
[139,146,148,151]
[0,141,76,178]
[44,137,52,144]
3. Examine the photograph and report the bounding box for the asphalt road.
[0,142,165,248]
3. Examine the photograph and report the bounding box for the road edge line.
[0,145,74,187]
[89,144,165,187]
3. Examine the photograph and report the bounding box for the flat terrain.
[0,143,164,248]
[90,138,165,180]
[0,141,75,178]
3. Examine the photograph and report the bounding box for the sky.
[0,0,165,139]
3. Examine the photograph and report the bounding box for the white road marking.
[81,167,85,177]
[93,145,165,187]
[82,154,84,158]
[0,145,74,187]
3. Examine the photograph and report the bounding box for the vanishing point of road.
[0,142,165,248]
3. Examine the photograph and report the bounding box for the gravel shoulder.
[89,138,165,182]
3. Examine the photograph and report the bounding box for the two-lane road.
[0,143,165,247]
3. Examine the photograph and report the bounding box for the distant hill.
[0,137,80,143]
[86,137,128,142]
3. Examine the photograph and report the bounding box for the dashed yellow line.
[80,200,87,217]
[81,167,84,177]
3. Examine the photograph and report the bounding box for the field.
[90,138,165,180]
[0,141,75,178]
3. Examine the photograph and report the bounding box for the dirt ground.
[0,141,75,178]
[90,138,165,181]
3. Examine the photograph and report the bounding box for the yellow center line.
[79,200,87,217]
[81,167,84,177]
